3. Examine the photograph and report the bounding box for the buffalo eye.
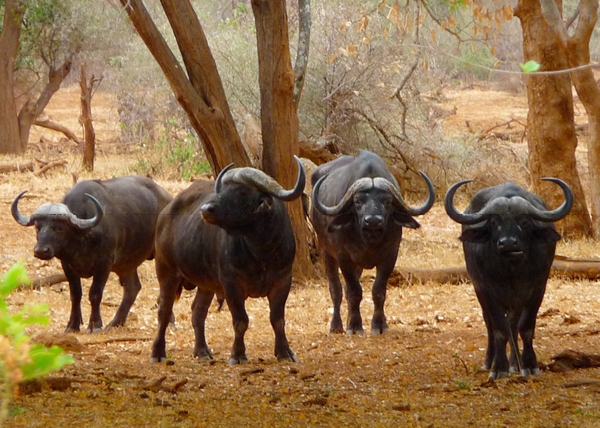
[381,195,393,209]
[353,194,366,207]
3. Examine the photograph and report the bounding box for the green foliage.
[0,263,74,424]
[455,45,497,80]
[519,60,541,73]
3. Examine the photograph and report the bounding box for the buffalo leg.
[224,284,249,365]
[339,257,364,335]
[507,310,521,374]
[86,269,111,333]
[485,298,512,379]
[62,262,83,333]
[370,261,395,336]
[150,269,181,363]
[473,286,495,370]
[191,289,215,361]
[519,293,544,376]
[106,270,142,329]
[324,253,344,334]
[268,277,298,363]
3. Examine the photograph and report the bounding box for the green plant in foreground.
[0,263,74,424]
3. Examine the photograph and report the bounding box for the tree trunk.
[79,63,96,171]
[0,0,25,154]
[119,0,250,172]
[252,0,317,279]
[17,59,73,152]
[538,0,600,238]
[515,0,592,238]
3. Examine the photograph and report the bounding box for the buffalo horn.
[528,178,574,222]
[374,171,435,216]
[443,179,483,225]
[312,176,374,216]
[11,190,34,226]
[217,156,306,201]
[69,194,104,229]
[215,163,235,194]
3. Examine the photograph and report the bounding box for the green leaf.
[519,60,541,73]
[21,345,74,380]
[0,263,29,297]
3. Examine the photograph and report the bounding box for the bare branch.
[293,0,311,105]
[34,119,82,145]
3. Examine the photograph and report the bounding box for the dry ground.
[1,86,600,427]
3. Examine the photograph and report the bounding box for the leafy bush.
[0,263,74,424]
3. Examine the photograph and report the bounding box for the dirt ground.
[2,86,600,427]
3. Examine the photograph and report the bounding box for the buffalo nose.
[34,245,54,260]
[364,215,383,228]
[497,236,519,251]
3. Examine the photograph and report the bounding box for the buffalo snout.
[34,244,55,260]
[497,236,522,255]
[362,214,384,229]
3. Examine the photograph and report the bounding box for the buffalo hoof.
[149,356,167,363]
[521,368,541,377]
[64,326,81,334]
[195,352,215,362]
[346,328,365,336]
[371,326,389,336]
[228,355,249,366]
[86,326,103,334]
[488,371,509,380]
[277,350,299,363]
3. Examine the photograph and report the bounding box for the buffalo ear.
[393,211,420,229]
[532,226,561,243]
[327,213,354,232]
[255,195,274,214]
[459,225,489,243]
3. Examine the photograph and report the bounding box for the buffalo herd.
[12,150,574,379]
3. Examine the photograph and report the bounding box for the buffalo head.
[200,156,305,234]
[312,171,435,241]
[12,191,104,260]
[444,178,573,256]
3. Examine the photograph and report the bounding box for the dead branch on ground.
[34,119,83,145]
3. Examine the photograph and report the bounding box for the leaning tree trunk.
[17,59,73,152]
[79,63,96,171]
[252,0,317,279]
[515,0,593,238]
[118,0,250,172]
[538,0,600,238]
[0,0,25,154]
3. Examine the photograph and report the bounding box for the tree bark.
[118,0,250,173]
[0,0,25,154]
[252,0,317,279]
[17,57,73,152]
[515,0,592,238]
[79,63,96,171]
[539,0,600,238]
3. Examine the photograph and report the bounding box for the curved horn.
[406,171,435,216]
[11,190,34,226]
[226,156,306,201]
[215,163,235,194]
[528,177,574,222]
[68,194,104,230]
[444,179,488,225]
[312,176,374,216]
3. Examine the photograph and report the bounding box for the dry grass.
[2,87,600,427]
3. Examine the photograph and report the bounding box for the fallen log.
[0,159,67,176]
[390,255,600,285]
[19,273,67,290]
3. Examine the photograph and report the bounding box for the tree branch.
[34,119,82,145]
[293,0,311,106]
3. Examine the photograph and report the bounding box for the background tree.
[515,0,593,238]
[0,0,91,154]
[117,0,315,278]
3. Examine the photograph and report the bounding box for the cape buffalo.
[311,150,435,335]
[12,176,172,333]
[150,158,305,365]
[444,178,573,379]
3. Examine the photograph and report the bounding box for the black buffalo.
[311,150,435,335]
[444,179,573,379]
[150,158,305,365]
[12,176,172,333]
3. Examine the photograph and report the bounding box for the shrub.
[0,263,74,424]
